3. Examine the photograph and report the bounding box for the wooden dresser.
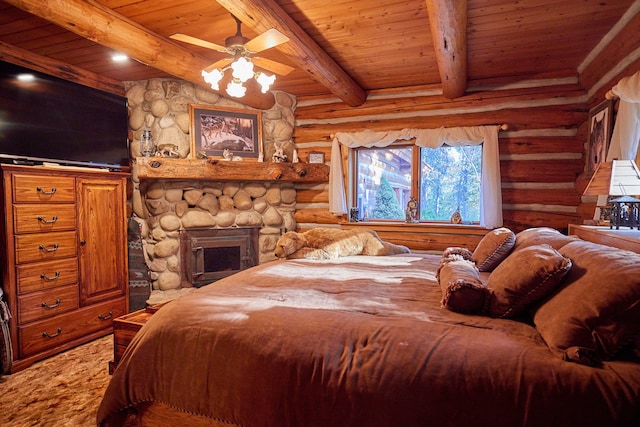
[0,164,129,372]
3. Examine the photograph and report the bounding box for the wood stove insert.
[180,227,259,287]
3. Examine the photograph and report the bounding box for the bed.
[97,228,640,427]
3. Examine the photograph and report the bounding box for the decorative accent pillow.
[533,240,640,365]
[487,244,572,319]
[437,247,474,280]
[442,246,474,260]
[438,258,489,314]
[471,227,515,272]
[513,227,577,252]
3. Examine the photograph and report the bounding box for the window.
[354,144,482,223]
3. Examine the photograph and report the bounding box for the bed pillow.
[471,227,515,272]
[533,240,640,365]
[513,227,577,252]
[438,258,489,314]
[487,244,572,319]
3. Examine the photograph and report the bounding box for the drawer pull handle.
[36,186,57,195]
[41,298,61,309]
[42,328,62,338]
[37,215,58,224]
[40,271,60,281]
[38,243,59,253]
[98,311,113,321]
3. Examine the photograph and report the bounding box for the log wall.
[292,16,640,250]
[2,8,638,252]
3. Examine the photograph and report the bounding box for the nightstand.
[568,224,640,254]
[108,304,165,374]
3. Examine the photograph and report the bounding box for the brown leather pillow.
[438,258,489,314]
[471,227,515,272]
[487,244,572,319]
[513,227,577,252]
[533,240,640,365]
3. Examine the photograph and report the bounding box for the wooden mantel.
[135,157,329,183]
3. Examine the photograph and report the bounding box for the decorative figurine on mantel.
[156,143,180,158]
[405,197,419,223]
[272,142,288,163]
[222,149,243,161]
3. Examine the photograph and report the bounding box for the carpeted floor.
[0,335,113,427]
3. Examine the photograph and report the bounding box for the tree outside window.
[355,147,411,220]
[420,145,481,222]
[355,144,481,223]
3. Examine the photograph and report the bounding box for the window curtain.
[606,70,640,162]
[329,125,503,228]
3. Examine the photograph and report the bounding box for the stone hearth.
[132,178,296,296]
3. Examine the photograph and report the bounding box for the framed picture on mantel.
[308,151,325,164]
[189,104,263,159]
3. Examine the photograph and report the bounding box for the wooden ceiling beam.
[425,0,468,99]
[216,0,367,107]
[0,41,125,96]
[3,0,276,110]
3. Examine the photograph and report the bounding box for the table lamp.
[583,160,640,229]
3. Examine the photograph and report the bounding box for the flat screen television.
[0,60,129,170]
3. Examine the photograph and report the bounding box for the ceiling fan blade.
[203,57,234,73]
[244,28,290,54]
[252,57,295,76]
[170,33,227,52]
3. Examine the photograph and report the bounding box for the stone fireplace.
[123,78,327,305]
[133,177,298,304]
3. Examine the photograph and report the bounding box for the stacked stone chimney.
[124,78,297,296]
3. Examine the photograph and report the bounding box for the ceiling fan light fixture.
[255,72,276,93]
[231,57,255,83]
[201,63,277,98]
[173,16,291,100]
[226,79,247,98]
[202,68,224,90]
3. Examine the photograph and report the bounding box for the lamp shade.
[583,160,640,196]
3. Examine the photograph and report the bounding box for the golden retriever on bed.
[274,228,411,260]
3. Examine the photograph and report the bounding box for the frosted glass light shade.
[226,79,246,98]
[201,69,224,90]
[255,72,276,93]
[231,57,254,83]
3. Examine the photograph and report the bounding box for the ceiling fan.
[170,14,294,77]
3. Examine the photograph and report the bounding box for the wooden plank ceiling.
[0,0,635,109]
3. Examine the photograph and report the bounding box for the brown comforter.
[98,254,640,426]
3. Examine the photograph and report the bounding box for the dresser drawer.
[16,258,79,294]
[14,231,77,264]
[18,297,126,358]
[12,174,76,203]
[13,204,77,234]
[18,284,79,324]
